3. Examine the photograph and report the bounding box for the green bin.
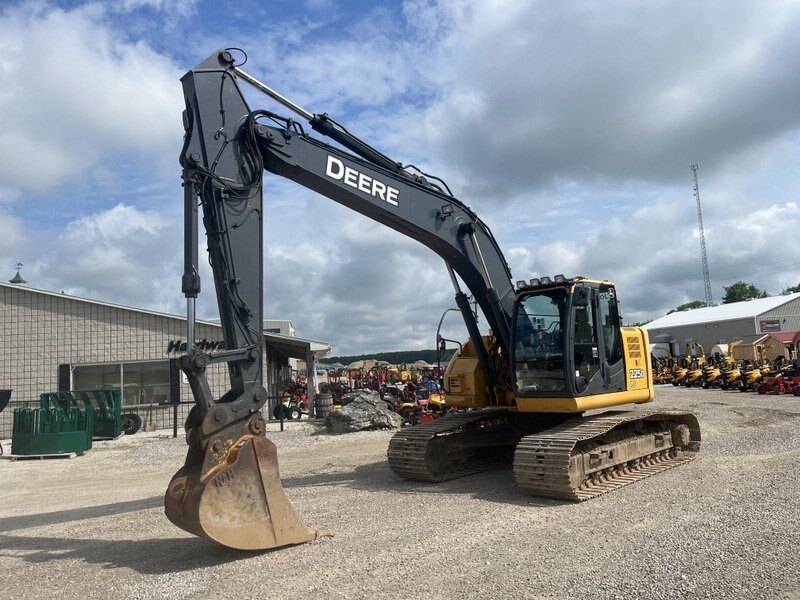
[11,407,93,455]
[40,389,122,439]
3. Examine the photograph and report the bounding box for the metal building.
[0,281,330,438]
[643,293,800,354]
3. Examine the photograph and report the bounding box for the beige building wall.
[0,283,288,437]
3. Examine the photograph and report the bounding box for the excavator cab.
[445,276,653,412]
[511,277,653,413]
[513,278,619,393]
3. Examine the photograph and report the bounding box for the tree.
[722,281,768,304]
[783,284,800,294]
[667,300,707,314]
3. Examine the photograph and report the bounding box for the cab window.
[513,290,566,392]
[598,287,623,364]
[573,305,600,388]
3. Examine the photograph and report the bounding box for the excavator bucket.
[164,417,331,550]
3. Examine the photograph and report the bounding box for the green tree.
[783,283,800,294]
[667,300,707,314]
[722,281,768,304]
[322,348,455,366]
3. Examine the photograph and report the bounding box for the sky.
[1,0,799,356]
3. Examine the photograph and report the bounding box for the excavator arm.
[164,51,334,550]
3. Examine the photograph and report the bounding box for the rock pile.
[324,389,403,433]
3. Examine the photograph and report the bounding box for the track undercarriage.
[387,409,700,500]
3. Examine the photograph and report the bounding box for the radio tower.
[691,163,713,306]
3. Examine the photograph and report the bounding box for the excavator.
[166,49,701,550]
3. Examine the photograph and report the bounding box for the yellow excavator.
[166,49,701,550]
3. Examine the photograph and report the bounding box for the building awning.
[264,331,331,360]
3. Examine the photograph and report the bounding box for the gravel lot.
[1,386,799,600]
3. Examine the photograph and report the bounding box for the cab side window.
[573,306,600,386]
[598,288,623,364]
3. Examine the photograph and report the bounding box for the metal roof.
[770,331,796,343]
[0,281,329,353]
[737,333,773,344]
[0,281,219,325]
[644,293,800,329]
[264,331,331,359]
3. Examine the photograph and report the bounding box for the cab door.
[597,285,625,391]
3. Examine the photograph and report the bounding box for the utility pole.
[691,164,712,306]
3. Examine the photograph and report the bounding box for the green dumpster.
[40,389,122,439]
[11,407,93,455]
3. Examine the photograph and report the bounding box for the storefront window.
[123,361,171,405]
[72,360,171,406]
[72,363,120,391]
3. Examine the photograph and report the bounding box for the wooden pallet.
[93,433,125,441]
[0,451,84,461]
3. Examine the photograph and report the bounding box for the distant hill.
[321,348,455,366]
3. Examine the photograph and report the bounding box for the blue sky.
[2,0,800,355]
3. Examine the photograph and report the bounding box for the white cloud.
[40,203,180,311]
[409,1,800,195]
[0,3,183,193]
[0,210,29,269]
[242,0,800,349]
[116,0,197,15]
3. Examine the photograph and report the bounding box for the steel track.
[387,409,701,501]
[513,410,700,501]
[387,410,519,481]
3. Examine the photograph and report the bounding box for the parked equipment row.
[654,356,800,395]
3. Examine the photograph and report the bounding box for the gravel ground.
[1,386,799,600]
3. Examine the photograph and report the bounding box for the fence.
[2,395,294,439]
[0,399,192,439]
